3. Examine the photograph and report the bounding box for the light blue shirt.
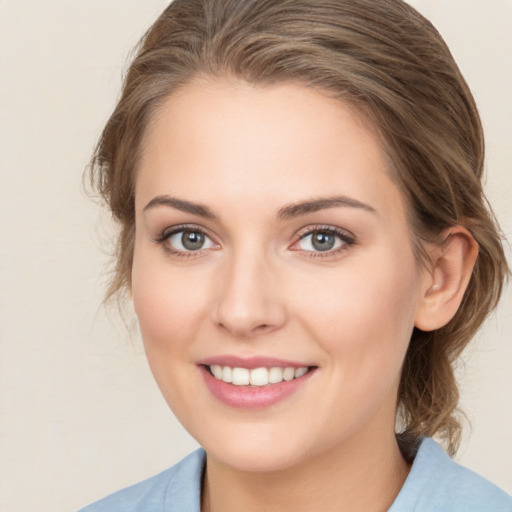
[78,438,512,511]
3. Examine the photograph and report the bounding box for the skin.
[131,78,475,511]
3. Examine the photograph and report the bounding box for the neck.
[202,429,410,512]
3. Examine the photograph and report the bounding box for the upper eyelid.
[295,224,355,241]
[157,223,213,241]
[157,223,353,237]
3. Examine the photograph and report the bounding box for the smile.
[198,358,317,409]
[208,365,309,386]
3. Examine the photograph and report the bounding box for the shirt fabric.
[78,438,512,511]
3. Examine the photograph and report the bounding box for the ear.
[415,226,478,331]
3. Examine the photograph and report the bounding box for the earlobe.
[415,226,479,332]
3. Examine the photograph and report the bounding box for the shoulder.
[76,449,205,512]
[390,438,512,512]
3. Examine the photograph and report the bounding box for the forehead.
[136,78,406,223]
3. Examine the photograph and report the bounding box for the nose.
[212,250,287,339]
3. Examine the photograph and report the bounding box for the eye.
[292,227,355,256]
[158,226,218,254]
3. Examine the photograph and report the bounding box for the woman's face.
[132,79,431,472]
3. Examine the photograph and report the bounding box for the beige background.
[0,1,510,511]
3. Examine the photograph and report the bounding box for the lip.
[197,355,310,369]
[197,356,316,409]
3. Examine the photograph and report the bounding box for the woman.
[79,0,511,510]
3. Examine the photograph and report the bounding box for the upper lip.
[196,355,313,369]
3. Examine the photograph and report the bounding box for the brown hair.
[89,0,509,455]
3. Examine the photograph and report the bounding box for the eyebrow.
[143,195,219,219]
[143,194,376,220]
[276,196,377,220]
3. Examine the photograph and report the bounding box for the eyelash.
[154,224,356,259]
[292,225,355,259]
[155,224,214,259]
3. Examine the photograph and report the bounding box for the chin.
[196,418,336,474]
[207,441,306,473]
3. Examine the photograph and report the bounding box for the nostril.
[216,321,273,338]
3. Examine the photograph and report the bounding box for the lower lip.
[199,366,315,409]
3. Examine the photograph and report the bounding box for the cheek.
[130,249,212,423]
[131,249,211,353]
[296,249,420,367]
[293,251,421,434]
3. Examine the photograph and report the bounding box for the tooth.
[268,367,284,383]
[210,365,223,379]
[221,366,233,383]
[232,367,250,385]
[295,367,308,378]
[212,365,309,385]
[283,367,295,381]
[250,367,269,386]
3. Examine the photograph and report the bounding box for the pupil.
[182,231,204,250]
[312,231,335,251]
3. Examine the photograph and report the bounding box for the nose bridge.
[213,243,286,338]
